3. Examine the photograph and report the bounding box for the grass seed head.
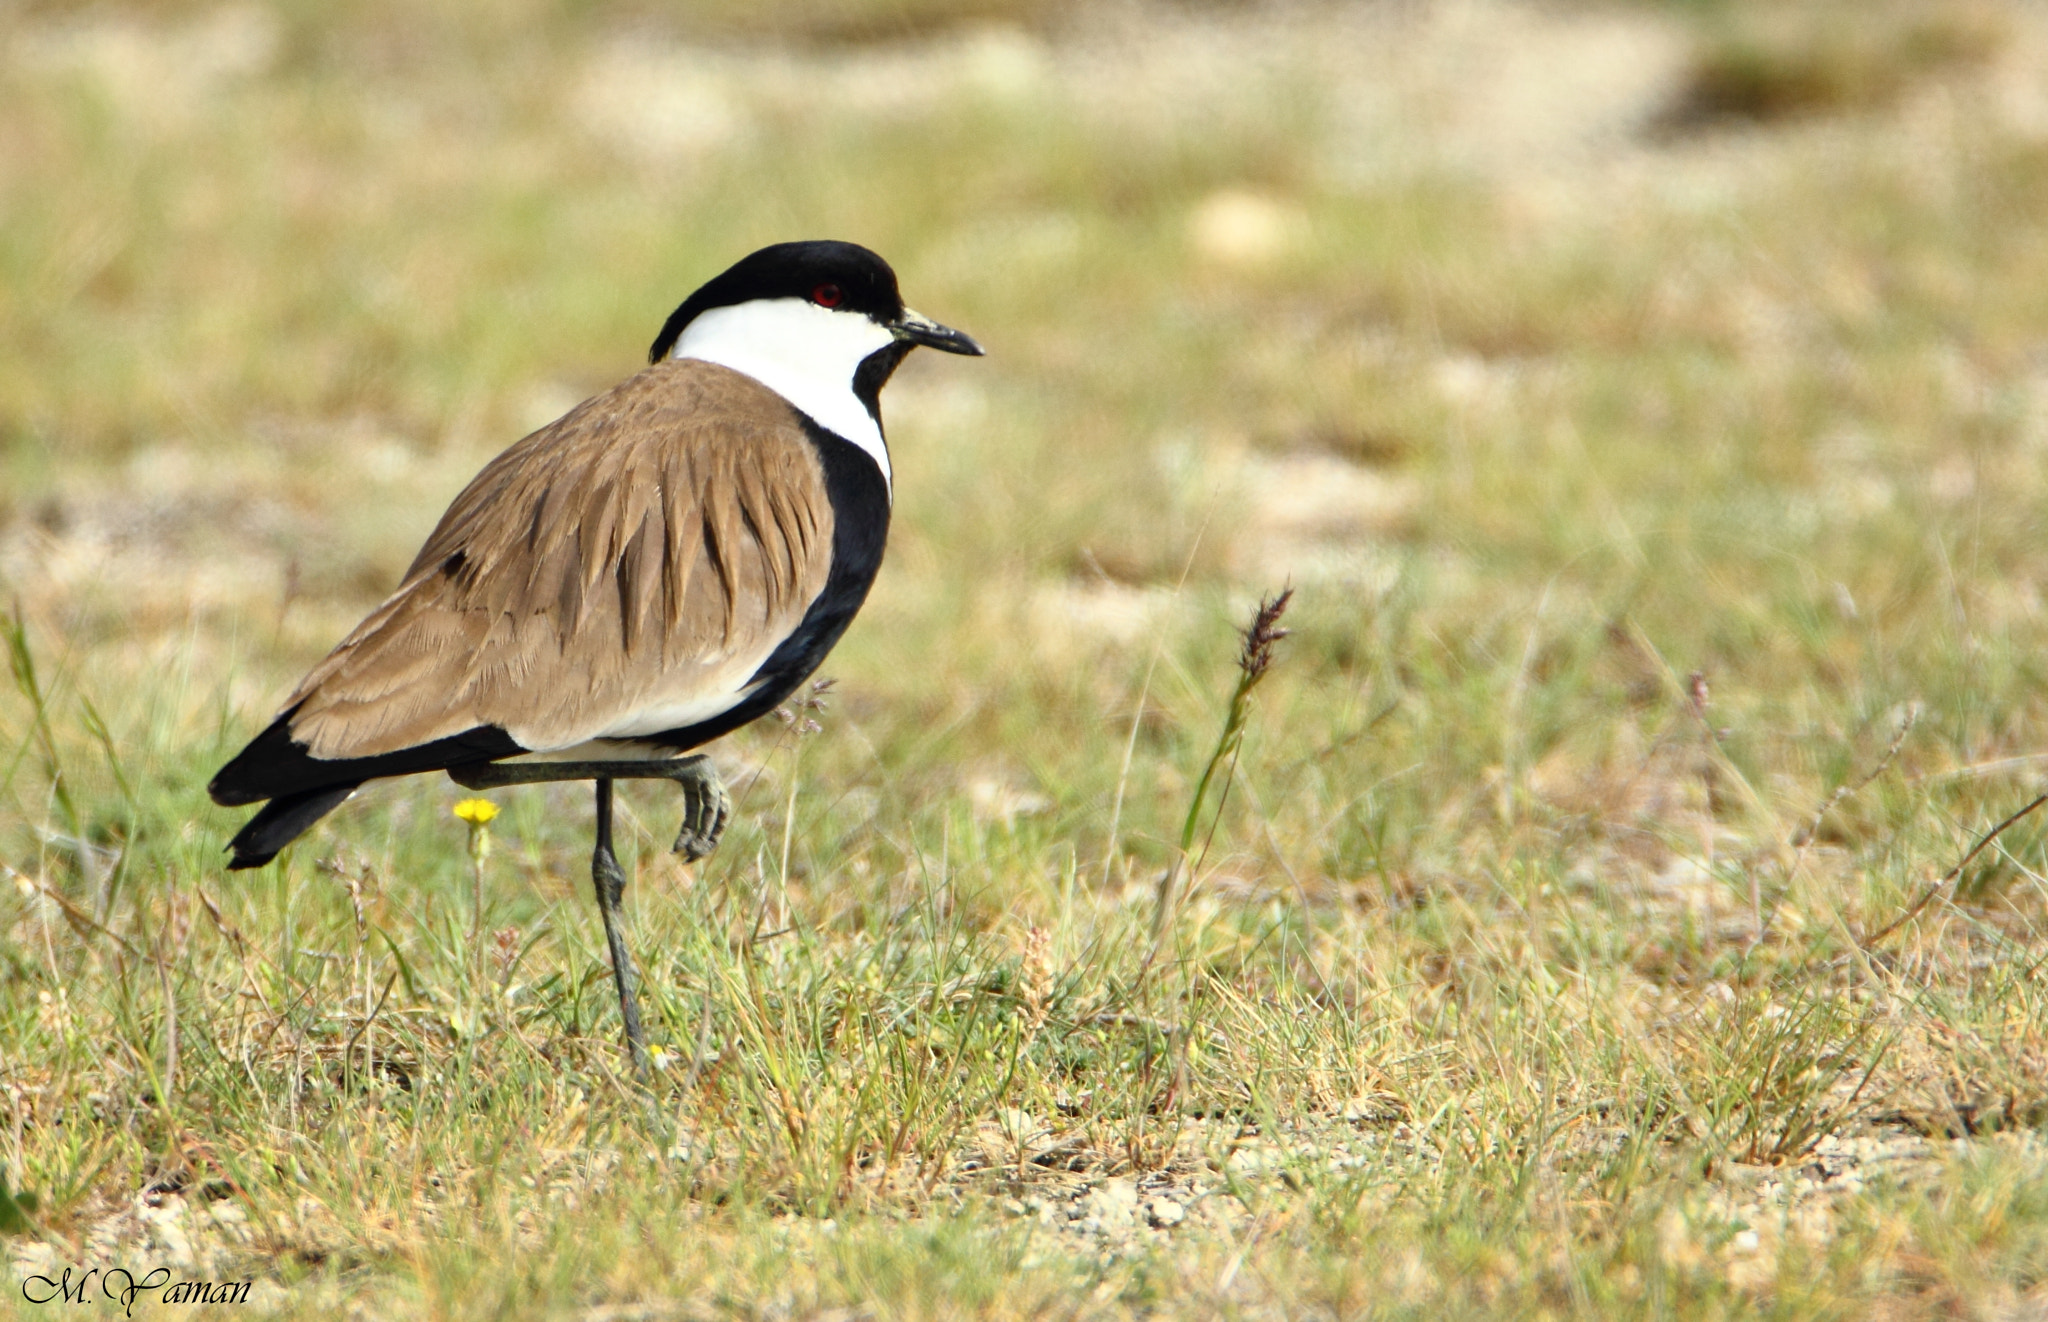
[1238,587,1294,683]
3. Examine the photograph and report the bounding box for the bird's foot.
[673,763,731,862]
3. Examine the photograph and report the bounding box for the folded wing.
[214,359,835,814]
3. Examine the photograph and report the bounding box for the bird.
[208,239,983,1065]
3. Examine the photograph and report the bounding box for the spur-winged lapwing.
[209,240,982,1067]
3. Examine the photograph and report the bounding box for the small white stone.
[1146,1198,1185,1229]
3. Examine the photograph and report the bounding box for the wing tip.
[212,712,525,806]
[210,712,304,806]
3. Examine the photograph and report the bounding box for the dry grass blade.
[1863,791,2048,949]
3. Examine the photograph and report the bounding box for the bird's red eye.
[811,284,843,308]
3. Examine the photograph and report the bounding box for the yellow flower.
[453,798,500,825]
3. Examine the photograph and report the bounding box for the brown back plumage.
[283,359,835,759]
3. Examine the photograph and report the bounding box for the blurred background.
[3,0,2043,886]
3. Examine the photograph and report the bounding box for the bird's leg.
[449,755,731,863]
[591,777,649,1073]
[447,757,732,1074]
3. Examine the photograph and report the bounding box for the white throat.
[671,297,896,496]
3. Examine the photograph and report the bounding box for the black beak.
[892,308,984,356]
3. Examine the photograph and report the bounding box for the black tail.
[226,785,362,869]
[212,709,524,868]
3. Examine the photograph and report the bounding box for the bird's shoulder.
[404,358,823,582]
[553,356,814,450]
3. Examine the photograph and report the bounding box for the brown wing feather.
[283,360,836,760]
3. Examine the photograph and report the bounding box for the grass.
[6,0,2048,1315]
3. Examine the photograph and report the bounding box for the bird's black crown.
[648,241,907,364]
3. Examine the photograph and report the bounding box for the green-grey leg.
[592,777,648,1072]
[447,756,734,1074]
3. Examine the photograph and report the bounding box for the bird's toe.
[672,766,731,862]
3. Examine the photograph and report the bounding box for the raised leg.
[591,778,648,1073]
[450,756,731,862]
[672,764,731,861]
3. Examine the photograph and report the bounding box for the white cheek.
[672,298,895,493]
